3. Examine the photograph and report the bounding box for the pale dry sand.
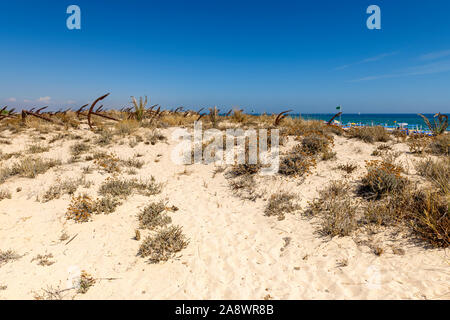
[0,125,449,300]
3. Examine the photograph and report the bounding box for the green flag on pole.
[336,105,341,110]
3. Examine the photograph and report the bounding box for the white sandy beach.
[0,124,449,300]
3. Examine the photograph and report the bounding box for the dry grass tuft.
[306,181,359,237]
[407,135,430,154]
[94,196,122,214]
[348,126,390,143]
[358,160,407,200]
[264,192,300,220]
[27,144,50,154]
[229,163,261,177]
[231,109,247,123]
[278,148,316,177]
[377,143,392,151]
[94,153,122,173]
[138,201,172,229]
[362,184,449,247]
[115,120,139,136]
[146,129,167,145]
[98,177,162,199]
[0,249,21,266]
[301,133,332,156]
[138,225,189,263]
[228,174,261,201]
[408,191,449,248]
[122,158,144,169]
[415,157,449,193]
[0,157,61,182]
[321,149,337,161]
[31,253,55,266]
[70,142,90,157]
[42,177,89,202]
[95,129,114,146]
[362,189,414,226]
[337,162,358,174]
[33,286,64,300]
[428,134,449,156]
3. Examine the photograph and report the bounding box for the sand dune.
[0,125,448,300]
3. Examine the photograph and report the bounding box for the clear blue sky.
[1,0,450,113]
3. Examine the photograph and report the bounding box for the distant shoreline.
[246,113,450,131]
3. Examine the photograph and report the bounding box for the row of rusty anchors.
[49,108,72,116]
[0,106,16,121]
[169,106,197,118]
[75,93,120,129]
[21,106,60,124]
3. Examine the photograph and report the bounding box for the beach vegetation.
[27,144,50,154]
[42,177,89,202]
[358,160,407,200]
[138,201,172,229]
[131,96,147,122]
[115,119,139,135]
[418,113,448,136]
[70,142,90,157]
[0,249,21,266]
[428,134,449,156]
[337,162,358,174]
[0,157,60,182]
[278,147,316,177]
[98,177,162,198]
[347,126,390,143]
[138,225,189,263]
[306,181,359,237]
[146,129,167,145]
[77,271,96,294]
[264,192,300,220]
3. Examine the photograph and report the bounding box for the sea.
[287,113,450,131]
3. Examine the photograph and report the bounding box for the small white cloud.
[67,100,76,104]
[7,97,16,102]
[24,99,32,103]
[38,96,51,103]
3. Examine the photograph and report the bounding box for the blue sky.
[1,0,450,113]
